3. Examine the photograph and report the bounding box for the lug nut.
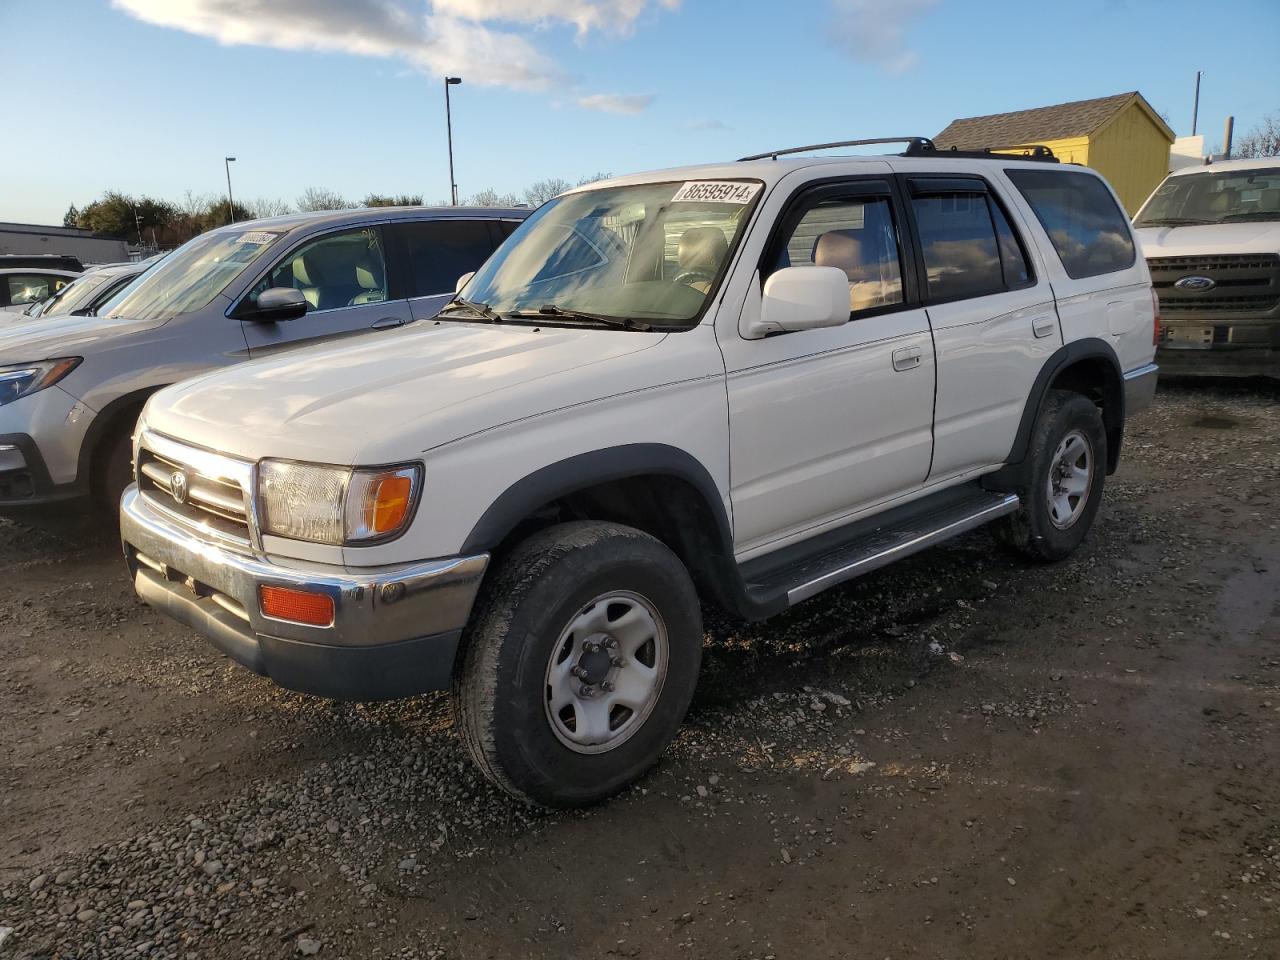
[579,684,595,698]
[603,637,618,649]
[584,641,600,654]
[571,665,588,679]
[600,681,614,693]
[610,656,626,668]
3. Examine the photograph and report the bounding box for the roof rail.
[738,137,936,161]
[908,142,1059,162]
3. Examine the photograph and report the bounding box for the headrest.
[355,258,382,290]
[292,253,319,287]
[813,229,873,281]
[678,226,728,273]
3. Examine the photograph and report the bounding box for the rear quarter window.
[1005,169,1135,280]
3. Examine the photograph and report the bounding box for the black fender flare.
[460,443,733,556]
[75,386,164,487]
[988,337,1125,487]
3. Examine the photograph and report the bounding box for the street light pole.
[444,76,462,205]
[224,156,237,223]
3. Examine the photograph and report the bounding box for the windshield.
[1136,167,1280,226]
[101,228,283,322]
[456,179,763,327]
[31,271,113,318]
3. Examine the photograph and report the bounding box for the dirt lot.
[1,381,1278,960]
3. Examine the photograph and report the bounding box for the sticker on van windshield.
[671,181,762,204]
[236,231,280,245]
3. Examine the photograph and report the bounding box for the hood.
[145,320,675,465]
[0,311,165,365]
[1135,221,1280,258]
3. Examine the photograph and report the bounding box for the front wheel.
[453,521,703,807]
[996,389,1107,561]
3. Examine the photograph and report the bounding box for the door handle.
[371,316,406,330]
[891,346,922,371]
[1032,315,1057,339]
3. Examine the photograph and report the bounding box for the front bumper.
[1156,319,1279,379]
[120,484,489,700]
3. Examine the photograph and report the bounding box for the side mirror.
[249,287,308,322]
[755,266,850,335]
[456,271,475,294]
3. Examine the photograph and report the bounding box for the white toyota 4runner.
[120,139,1159,806]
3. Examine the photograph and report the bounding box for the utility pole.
[224,156,237,223]
[1191,70,1202,136]
[1223,116,1234,159]
[445,76,462,205]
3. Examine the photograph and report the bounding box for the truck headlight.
[257,460,422,545]
[0,358,81,407]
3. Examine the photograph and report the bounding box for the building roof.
[935,91,1175,150]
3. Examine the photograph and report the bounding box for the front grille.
[136,439,251,544]
[1147,253,1280,319]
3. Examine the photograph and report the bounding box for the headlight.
[257,459,422,545]
[0,358,81,407]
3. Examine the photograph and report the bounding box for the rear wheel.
[996,389,1106,561]
[454,521,703,807]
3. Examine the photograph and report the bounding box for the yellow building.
[935,91,1175,214]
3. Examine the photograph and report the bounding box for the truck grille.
[135,433,253,545]
[1147,253,1280,318]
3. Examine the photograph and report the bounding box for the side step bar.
[743,487,1020,608]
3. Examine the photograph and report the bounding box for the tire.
[454,521,703,808]
[94,423,135,512]
[995,389,1107,562]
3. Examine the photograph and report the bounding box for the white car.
[1135,156,1280,378]
[120,138,1158,806]
[0,267,79,312]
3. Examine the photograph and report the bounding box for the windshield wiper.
[1136,217,1213,227]
[439,296,503,323]
[509,304,653,332]
[1221,211,1280,221]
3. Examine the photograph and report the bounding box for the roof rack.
[738,138,1059,163]
[738,137,936,161]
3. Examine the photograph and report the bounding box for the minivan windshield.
[451,179,763,328]
[101,228,282,322]
[27,271,114,318]
[1136,166,1280,226]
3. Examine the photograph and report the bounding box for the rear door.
[900,173,1061,480]
[238,224,412,358]
[385,218,505,320]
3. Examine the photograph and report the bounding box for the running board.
[744,488,1021,607]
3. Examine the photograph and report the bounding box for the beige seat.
[812,229,902,312]
[350,258,386,305]
[676,227,728,293]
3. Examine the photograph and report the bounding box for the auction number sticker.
[671,181,762,204]
[236,231,279,245]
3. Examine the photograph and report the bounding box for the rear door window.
[390,219,500,297]
[1005,168,1135,279]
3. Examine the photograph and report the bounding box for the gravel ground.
[1,380,1278,959]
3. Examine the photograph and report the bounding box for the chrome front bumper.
[1123,362,1159,417]
[120,484,489,700]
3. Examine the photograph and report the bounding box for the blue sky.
[3,0,1277,225]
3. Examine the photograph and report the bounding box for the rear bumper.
[120,484,489,700]
[1155,344,1279,379]
[1123,362,1159,417]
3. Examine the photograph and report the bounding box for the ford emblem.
[171,470,189,504]
[1173,275,1216,292]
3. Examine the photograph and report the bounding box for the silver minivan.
[0,206,528,509]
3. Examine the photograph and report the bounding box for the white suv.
[120,139,1159,807]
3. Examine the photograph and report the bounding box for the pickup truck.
[120,138,1159,807]
[1134,156,1280,378]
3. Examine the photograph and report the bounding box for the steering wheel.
[674,268,716,287]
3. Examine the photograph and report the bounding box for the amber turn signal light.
[259,584,335,627]
[362,473,414,535]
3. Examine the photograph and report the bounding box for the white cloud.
[828,0,938,73]
[577,92,654,114]
[111,0,671,99]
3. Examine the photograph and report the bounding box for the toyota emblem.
[1173,275,1216,292]
[171,470,189,504]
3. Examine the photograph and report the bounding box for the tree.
[296,187,349,211]
[75,192,173,242]
[1234,112,1280,159]
[363,193,423,207]
[246,197,293,219]
[523,177,573,207]
[576,172,612,186]
[466,187,522,207]
[62,205,79,229]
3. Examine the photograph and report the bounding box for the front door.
[721,179,936,559]
[240,225,412,358]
